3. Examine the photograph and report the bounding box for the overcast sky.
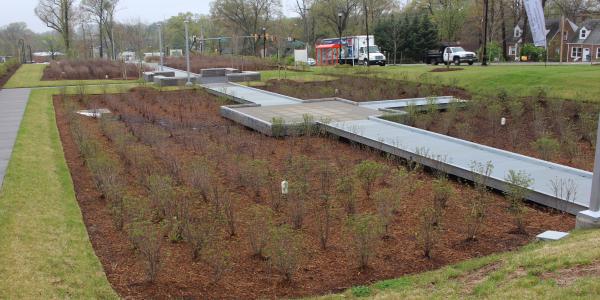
[1,0,299,33]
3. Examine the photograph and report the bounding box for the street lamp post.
[184,19,193,86]
[482,0,489,66]
[338,12,343,65]
[158,23,164,71]
[262,27,267,58]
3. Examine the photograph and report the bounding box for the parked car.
[424,45,477,65]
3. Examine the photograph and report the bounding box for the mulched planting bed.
[43,59,145,80]
[256,75,470,101]
[384,95,600,171]
[0,62,20,89]
[164,54,277,73]
[430,67,464,72]
[54,87,572,299]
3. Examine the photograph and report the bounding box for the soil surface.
[430,67,464,72]
[54,88,573,299]
[257,76,470,102]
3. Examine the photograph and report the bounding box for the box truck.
[319,35,386,66]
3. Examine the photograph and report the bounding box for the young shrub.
[246,204,273,258]
[374,188,399,237]
[466,161,494,241]
[432,178,453,226]
[222,193,238,237]
[440,99,459,134]
[128,220,162,282]
[271,117,286,137]
[486,102,503,134]
[288,187,306,229]
[531,135,560,161]
[315,163,337,249]
[560,124,580,162]
[146,174,175,222]
[183,211,220,261]
[455,122,473,140]
[301,113,316,137]
[507,100,524,120]
[336,175,357,216]
[532,104,547,138]
[579,111,598,146]
[184,158,214,202]
[268,224,303,282]
[354,160,386,200]
[504,170,534,234]
[404,102,419,126]
[416,206,441,258]
[346,214,383,270]
[202,241,232,284]
[240,159,269,201]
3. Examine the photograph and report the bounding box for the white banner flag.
[524,0,547,47]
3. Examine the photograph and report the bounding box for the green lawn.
[4,64,142,88]
[0,88,118,298]
[316,229,600,299]
[260,64,600,102]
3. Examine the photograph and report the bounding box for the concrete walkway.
[0,88,30,188]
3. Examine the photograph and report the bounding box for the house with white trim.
[566,19,600,62]
[507,18,578,62]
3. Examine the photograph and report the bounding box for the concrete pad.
[233,100,379,124]
[536,230,570,241]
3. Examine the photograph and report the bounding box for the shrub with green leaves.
[416,206,441,258]
[346,214,383,270]
[268,224,303,282]
[354,160,386,199]
[504,170,534,234]
[532,135,560,161]
[336,175,357,216]
[246,205,273,258]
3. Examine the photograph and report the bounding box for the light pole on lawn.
[262,27,267,58]
[158,23,164,71]
[184,19,193,86]
[338,12,343,65]
[482,0,489,66]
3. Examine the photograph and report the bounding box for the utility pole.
[482,0,489,66]
[262,27,267,58]
[184,19,192,86]
[338,12,343,65]
[158,23,164,71]
[364,3,370,67]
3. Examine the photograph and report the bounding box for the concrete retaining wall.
[220,106,273,136]
[226,72,261,82]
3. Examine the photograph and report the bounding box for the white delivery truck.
[320,35,386,66]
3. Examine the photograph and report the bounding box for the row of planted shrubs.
[63,87,540,284]
[44,59,143,80]
[0,58,20,81]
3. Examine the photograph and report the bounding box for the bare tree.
[81,0,118,58]
[314,0,360,38]
[35,0,75,54]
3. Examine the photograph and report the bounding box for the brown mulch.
[431,68,464,72]
[257,76,470,102]
[53,89,573,299]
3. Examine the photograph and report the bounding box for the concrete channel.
[197,76,591,214]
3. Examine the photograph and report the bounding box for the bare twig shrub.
[336,174,356,216]
[315,163,337,249]
[432,178,453,226]
[246,205,273,258]
[455,122,473,140]
[202,241,232,284]
[487,102,503,135]
[346,214,383,270]
[504,170,534,234]
[240,159,269,201]
[268,224,303,282]
[128,220,162,282]
[184,158,214,202]
[550,177,578,212]
[183,210,220,261]
[146,174,175,222]
[222,193,238,237]
[466,161,494,241]
[374,188,399,237]
[416,206,441,258]
[579,111,598,147]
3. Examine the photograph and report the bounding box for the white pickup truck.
[424,46,477,66]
